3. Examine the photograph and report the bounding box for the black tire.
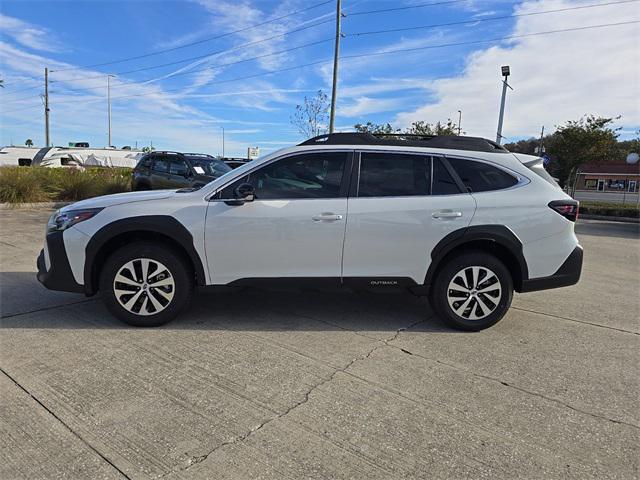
[133,182,151,191]
[99,242,193,327]
[431,251,513,331]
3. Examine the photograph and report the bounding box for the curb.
[579,214,639,224]
[0,202,71,210]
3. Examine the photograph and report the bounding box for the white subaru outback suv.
[37,133,582,331]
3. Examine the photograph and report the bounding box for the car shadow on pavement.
[1,272,456,333]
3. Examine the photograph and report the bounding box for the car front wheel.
[100,242,193,327]
[431,251,513,331]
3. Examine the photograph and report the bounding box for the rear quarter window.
[450,159,518,192]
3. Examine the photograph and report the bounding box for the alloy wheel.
[113,258,175,316]
[447,266,502,320]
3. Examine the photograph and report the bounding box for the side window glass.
[432,157,462,195]
[153,157,169,173]
[450,159,518,192]
[358,153,430,197]
[249,152,347,199]
[169,159,189,175]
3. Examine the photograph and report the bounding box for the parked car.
[222,157,251,169]
[131,152,232,191]
[37,133,582,331]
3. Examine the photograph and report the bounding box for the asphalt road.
[574,190,639,205]
[1,207,639,479]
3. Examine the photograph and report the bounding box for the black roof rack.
[298,133,509,153]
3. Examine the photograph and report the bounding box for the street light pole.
[107,74,115,147]
[457,110,462,135]
[496,65,513,145]
[221,126,225,158]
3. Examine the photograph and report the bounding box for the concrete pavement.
[1,208,638,479]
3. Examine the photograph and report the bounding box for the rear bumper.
[520,245,583,292]
[37,231,84,294]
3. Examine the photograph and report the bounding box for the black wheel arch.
[84,216,207,295]
[423,225,529,292]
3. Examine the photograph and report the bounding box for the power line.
[42,20,640,106]
[51,0,333,72]
[51,37,335,95]
[51,18,334,82]
[0,84,42,96]
[341,20,640,61]
[348,0,475,16]
[347,0,639,37]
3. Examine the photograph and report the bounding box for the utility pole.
[496,65,513,145]
[107,74,115,147]
[328,0,343,134]
[44,68,50,147]
[457,110,462,135]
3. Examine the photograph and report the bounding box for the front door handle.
[432,210,463,219]
[312,213,343,222]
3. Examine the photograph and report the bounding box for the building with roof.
[575,162,640,193]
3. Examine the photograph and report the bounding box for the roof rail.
[298,132,509,153]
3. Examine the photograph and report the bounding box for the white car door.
[342,152,476,284]
[205,151,352,284]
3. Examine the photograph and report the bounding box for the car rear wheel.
[99,242,193,327]
[431,251,513,331]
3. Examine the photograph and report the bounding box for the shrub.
[0,167,52,203]
[0,166,132,203]
[579,201,639,218]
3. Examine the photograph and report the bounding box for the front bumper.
[37,231,84,294]
[520,245,583,292]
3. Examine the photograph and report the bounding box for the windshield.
[187,156,232,177]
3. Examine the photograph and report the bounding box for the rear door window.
[449,159,518,192]
[358,152,430,197]
[153,157,169,173]
[169,158,189,176]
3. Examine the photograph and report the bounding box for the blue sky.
[1,0,638,156]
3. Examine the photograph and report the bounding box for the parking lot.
[1,206,638,479]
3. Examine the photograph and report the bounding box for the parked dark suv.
[132,152,232,191]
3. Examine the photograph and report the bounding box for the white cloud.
[339,96,407,117]
[393,0,640,139]
[0,14,62,52]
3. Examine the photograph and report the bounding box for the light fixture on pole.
[495,65,513,145]
[107,74,116,148]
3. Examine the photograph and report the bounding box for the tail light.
[548,200,579,222]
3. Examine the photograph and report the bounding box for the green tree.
[25,139,33,147]
[546,115,621,188]
[290,90,329,139]
[353,122,398,134]
[406,119,461,136]
[142,145,155,153]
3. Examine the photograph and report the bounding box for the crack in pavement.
[0,366,131,480]
[1,298,98,319]
[392,347,640,430]
[268,310,640,431]
[171,318,427,476]
[511,306,640,336]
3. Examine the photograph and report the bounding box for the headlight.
[47,208,103,232]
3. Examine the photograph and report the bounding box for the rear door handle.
[312,213,343,222]
[432,210,463,219]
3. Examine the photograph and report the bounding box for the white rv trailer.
[30,146,144,169]
[0,146,41,166]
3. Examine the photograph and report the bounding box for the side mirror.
[234,183,255,202]
[224,183,255,206]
